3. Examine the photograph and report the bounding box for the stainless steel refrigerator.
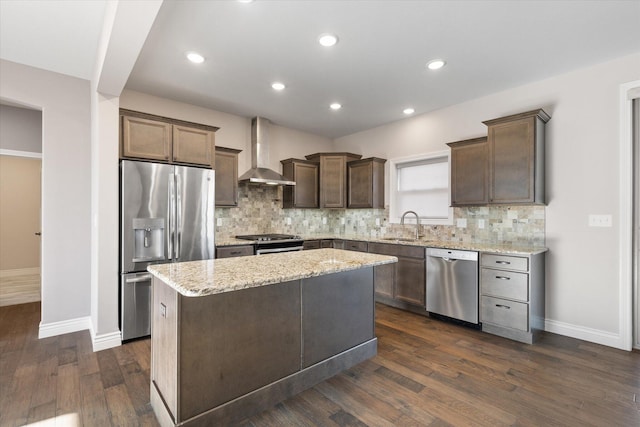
[119,160,215,341]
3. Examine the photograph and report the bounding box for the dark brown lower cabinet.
[368,242,427,314]
[215,245,255,258]
[373,262,394,299]
[303,240,321,250]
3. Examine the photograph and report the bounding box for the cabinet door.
[348,161,373,208]
[395,257,426,306]
[122,115,172,161]
[215,149,239,207]
[449,138,488,205]
[172,125,215,167]
[374,263,394,299]
[293,162,319,208]
[489,117,535,203]
[320,156,346,208]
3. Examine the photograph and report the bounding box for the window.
[389,151,452,225]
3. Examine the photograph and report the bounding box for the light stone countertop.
[215,234,547,255]
[148,248,397,297]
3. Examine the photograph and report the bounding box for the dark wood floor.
[1,302,638,426]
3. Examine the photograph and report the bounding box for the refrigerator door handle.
[176,172,182,259]
[168,172,175,260]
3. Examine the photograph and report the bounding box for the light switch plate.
[478,219,485,229]
[216,218,222,227]
[588,214,612,227]
[286,217,292,225]
[375,218,380,226]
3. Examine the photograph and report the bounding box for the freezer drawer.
[121,272,152,341]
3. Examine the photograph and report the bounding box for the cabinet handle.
[495,304,511,309]
[495,276,511,280]
[495,260,511,265]
[230,251,241,255]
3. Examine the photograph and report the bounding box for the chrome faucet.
[400,210,421,240]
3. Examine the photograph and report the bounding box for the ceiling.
[1,1,639,138]
[0,0,107,81]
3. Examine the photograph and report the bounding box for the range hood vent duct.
[238,117,296,186]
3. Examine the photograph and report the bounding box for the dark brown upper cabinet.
[483,109,550,205]
[448,137,489,206]
[215,146,242,207]
[305,153,361,208]
[281,158,319,208]
[120,109,218,168]
[347,157,386,209]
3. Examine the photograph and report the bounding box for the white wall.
[335,53,640,349]
[120,90,334,173]
[0,104,42,153]
[0,59,92,326]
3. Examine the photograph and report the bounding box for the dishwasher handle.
[426,248,478,261]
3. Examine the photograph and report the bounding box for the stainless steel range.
[235,234,304,255]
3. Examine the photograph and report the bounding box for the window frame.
[388,150,453,225]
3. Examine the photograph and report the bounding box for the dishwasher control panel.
[426,248,478,261]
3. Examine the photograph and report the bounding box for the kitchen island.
[147,248,397,427]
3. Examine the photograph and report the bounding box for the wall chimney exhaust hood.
[238,117,296,186]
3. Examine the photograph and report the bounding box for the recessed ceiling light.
[403,108,415,115]
[427,59,446,70]
[318,33,339,47]
[271,82,286,91]
[330,103,342,110]
[186,52,205,64]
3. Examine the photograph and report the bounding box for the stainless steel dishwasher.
[426,248,479,324]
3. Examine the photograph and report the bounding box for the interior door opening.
[0,104,42,307]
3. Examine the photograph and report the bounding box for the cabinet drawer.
[481,268,529,301]
[216,245,254,258]
[481,296,528,332]
[321,239,333,248]
[303,240,321,250]
[481,253,528,272]
[343,240,368,252]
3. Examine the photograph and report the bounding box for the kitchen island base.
[150,266,379,427]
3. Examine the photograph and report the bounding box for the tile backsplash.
[215,184,545,246]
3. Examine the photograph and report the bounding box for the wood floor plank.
[56,362,82,420]
[97,348,125,389]
[79,371,111,427]
[104,383,139,427]
[317,374,401,427]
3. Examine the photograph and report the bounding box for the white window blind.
[394,156,450,220]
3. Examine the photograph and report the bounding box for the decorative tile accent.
[215,184,545,246]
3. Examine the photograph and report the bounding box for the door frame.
[619,79,640,350]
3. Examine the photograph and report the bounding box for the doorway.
[0,104,42,307]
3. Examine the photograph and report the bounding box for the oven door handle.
[256,246,304,255]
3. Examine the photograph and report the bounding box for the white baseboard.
[91,329,122,352]
[545,319,626,350]
[38,315,122,351]
[39,316,92,339]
